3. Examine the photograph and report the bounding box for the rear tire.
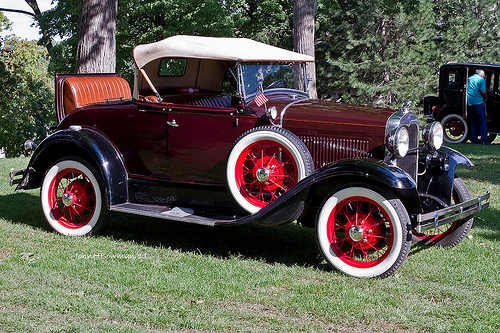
[441,114,468,143]
[40,157,109,236]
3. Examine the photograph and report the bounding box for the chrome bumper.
[415,192,490,233]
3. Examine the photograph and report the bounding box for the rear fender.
[16,127,127,206]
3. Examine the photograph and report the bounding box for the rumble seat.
[63,76,132,115]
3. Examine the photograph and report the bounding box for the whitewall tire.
[227,127,314,213]
[316,186,411,278]
[40,158,108,236]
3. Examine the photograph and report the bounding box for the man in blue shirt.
[467,69,488,144]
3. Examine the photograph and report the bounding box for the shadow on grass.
[453,142,500,186]
[0,192,326,270]
[2,190,497,272]
[103,212,326,270]
[0,192,48,231]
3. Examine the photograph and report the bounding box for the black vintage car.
[424,63,500,143]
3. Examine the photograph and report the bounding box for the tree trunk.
[293,0,317,99]
[75,0,117,73]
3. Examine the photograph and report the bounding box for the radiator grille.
[299,136,371,169]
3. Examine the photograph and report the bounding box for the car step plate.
[111,203,225,226]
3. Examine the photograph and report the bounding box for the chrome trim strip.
[279,99,307,127]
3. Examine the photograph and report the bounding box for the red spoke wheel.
[41,158,108,236]
[227,127,314,213]
[316,186,411,278]
[236,140,298,207]
[441,114,468,143]
[412,178,473,247]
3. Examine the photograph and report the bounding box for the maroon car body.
[10,36,489,278]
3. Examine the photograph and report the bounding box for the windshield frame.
[236,62,309,103]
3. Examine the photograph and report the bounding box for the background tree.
[6,0,500,111]
[315,0,500,107]
[24,0,53,51]
[0,37,54,157]
[293,0,317,98]
[75,0,118,73]
[437,0,500,63]
[0,1,53,51]
[0,11,10,34]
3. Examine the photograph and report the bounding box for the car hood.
[281,99,394,129]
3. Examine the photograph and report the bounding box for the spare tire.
[226,126,314,213]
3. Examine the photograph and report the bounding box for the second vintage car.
[424,63,500,143]
[11,36,489,278]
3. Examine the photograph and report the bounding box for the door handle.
[167,119,179,127]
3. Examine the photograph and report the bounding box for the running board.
[110,203,238,227]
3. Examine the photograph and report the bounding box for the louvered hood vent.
[299,136,371,169]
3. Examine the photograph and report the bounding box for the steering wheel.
[265,79,288,89]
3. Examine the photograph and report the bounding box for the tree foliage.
[0,37,55,157]
[38,0,499,108]
[315,0,500,107]
[2,0,500,157]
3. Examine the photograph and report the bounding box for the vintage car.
[424,63,500,143]
[10,36,489,278]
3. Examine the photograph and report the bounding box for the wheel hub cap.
[62,193,73,206]
[344,213,384,251]
[252,156,286,190]
[349,226,364,242]
[256,167,270,182]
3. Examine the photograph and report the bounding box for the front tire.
[316,185,411,278]
[412,178,473,246]
[227,126,314,213]
[40,158,109,236]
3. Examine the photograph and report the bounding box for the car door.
[121,102,170,178]
[441,66,466,116]
[486,68,500,133]
[166,104,240,184]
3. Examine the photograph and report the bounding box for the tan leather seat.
[63,76,132,115]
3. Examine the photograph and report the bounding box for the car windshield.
[240,63,306,96]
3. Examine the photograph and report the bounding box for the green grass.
[0,146,499,332]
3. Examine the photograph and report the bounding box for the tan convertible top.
[133,35,314,69]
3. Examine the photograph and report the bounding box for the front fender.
[310,159,417,189]
[439,145,473,168]
[16,127,128,206]
[238,159,419,227]
[418,145,473,207]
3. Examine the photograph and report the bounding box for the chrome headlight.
[423,122,443,150]
[24,140,37,153]
[386,126,409,158]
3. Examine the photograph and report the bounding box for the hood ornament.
[399,101,412,114]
